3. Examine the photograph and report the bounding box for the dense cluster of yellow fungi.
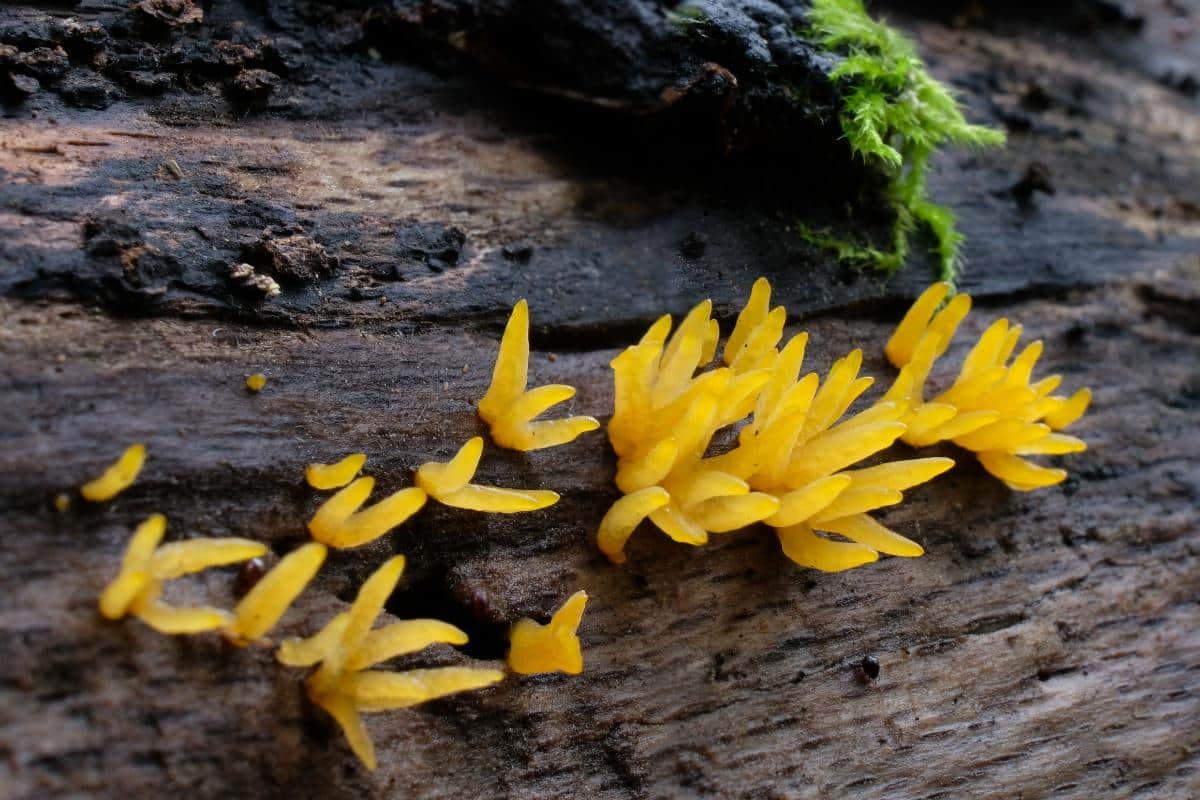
[89,279,1088,772]
[885,282,1091,490]
[600,278,953,571]
[277,557,505,770]
[507,590,588,675]
[479,299,600,451]
[80,443,145,502]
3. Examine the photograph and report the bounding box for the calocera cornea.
[507,590,588,676]
[479,299,600,451]
[99,514,266,634]
[416,436,559,513]
[885,282,1091,490]
[600,277,952,571]
[305,453,367,490]
[307,477,428,549]
[276,556,504,770]
[81,443,145,502]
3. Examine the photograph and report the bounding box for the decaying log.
[0,1,1197,798]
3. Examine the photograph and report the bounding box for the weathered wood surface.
[1,1,1198,799]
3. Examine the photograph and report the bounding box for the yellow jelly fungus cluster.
[479,299,601,451]
[417,436,559,512]
[80,443,145,502]
[506,590,588,675]
[277,556,505,771]
[246,372,267,392]
[885,282,1092,490]
[599,277,953,571]
[99,514,266,634]
[99,514,326,643]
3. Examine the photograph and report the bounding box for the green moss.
[802,0,1005,284]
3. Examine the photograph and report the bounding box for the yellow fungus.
[416,437,560,513]
[600,279,950,568]
[224,542,327,645]
[885,284,1092,490]
[80,444,145,502]
[479,300,600,451]
[306,454,367,490]
[507,590,588,675]
[246,373,267,392]
[276,556,503,770]
[53,493,71,512]
[307,476,427,548]
[98,514,264,634]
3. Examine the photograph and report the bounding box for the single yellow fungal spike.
[886,282,948,367]
[417,437,483,496]
[226,543,327,645]
[328,488,428,549]
[98,513,165,620]
[1043,388,1091,430]
[479,299,530,425]
[309,476,375,541]
[346,556,407,648]
[149,538,267,580]
[841,458,955,494]
[306,454,367,491]
[597,486,671,563]
[245,373,267,392]
[648,505,708,545]
[816,514,924,558]
[437,484,558,513]
[809,488,904,524]
[691,492,780,533]
[765,474,852,528]
[317,692,376,771]
[346,620,469,671]
[54,493,71,512]
[508,590,588,675]
[480,300,598,451]
[81,443,145,502]
[277,612,350,667]
[976,451,1067,490]
[776,524,879,572]
[614,439,678,493]
[129,587,233,634]
[353,667,505,712]
[724,277,772,365]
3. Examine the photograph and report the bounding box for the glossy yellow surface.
[245,373,267,392]
[80,443,145,502]
[307,476,428,548]
[416,437,559,513]
[507,590,588,675]
[305,453,367,490]
[225,542,327,645]
[480,300,600,450]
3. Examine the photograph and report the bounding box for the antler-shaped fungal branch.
[599,278,952,571]
[81,443,145,502]
[416,436,559,513]
[885,282,1092,490]
[507,590,588,675]
[479,299,600,451]
[308,477,427,549]
[276,556,504,770]
[99,514,266,634]
[222,542,327,646]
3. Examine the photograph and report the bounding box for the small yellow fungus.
[246,373,267,392]
[479,299,600,450]
[308,477,428,548]
[885,283,1092,490]
[224,542,327,645]
[53,493,71,512]
[507,590,588,675]
[600,278,950,570]
[99,514,266,634]
[276,556,504,770]
[80,444,145,502]
[305,453,367,490]
[416,437,559,513]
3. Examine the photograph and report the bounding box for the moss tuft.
[802,0,1004,284]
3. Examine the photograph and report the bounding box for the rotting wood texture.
[1,1,1198,798]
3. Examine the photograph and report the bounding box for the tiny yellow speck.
[246,373,267,392]
[54,493,71,512]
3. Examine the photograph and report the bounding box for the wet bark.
[1,1,1198,798]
